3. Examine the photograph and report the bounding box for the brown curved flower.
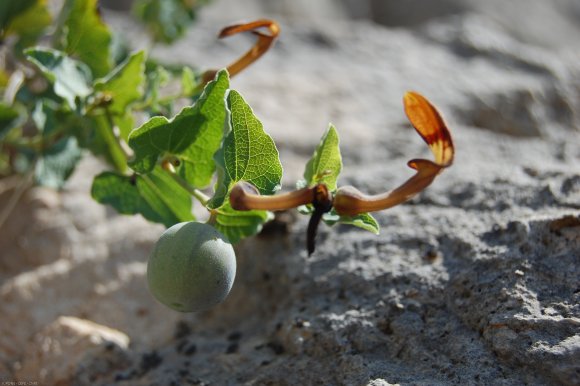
[201,19,280,84]
[333,91,454,216]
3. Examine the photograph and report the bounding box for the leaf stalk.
[161,159,211,206]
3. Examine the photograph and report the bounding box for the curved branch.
[334,91,454,216]
[201,19,280,84]
[229,181,316,211]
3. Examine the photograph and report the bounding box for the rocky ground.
[1,0,579,385]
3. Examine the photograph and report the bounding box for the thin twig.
[0,168,34,230]
[161,160,211,206]
[104,107,134,160]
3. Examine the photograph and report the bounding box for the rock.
[342,0,580,50]
[343,0,468,27]
[448,215,580,386]
[0,186,71,281]
[0,157,181,369]
[368,380,400,386]
[15,316,130,385]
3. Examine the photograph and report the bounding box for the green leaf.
[92,172,152,217]
[133,0,209,44]
[25,48,92,109]
[0,102,26,140]
[0,0,36,31]
[301,124,377,235]
[336,212,380,234]
[303,124,342,191]
[91,166,195,227]
[210,89,282,208]
[143,63,170,107]
[176,71,229,187]
[3,0,51,49]
[31,100,58,134]
[89,114,130,172]
[128,69,229,188]
[94,51,146,115]
[115,111,135,141]
[140,167,195,225]
[60,0,112,77]
[297,124,343,216]
[206,89,283,241]
[208,144,230,209]
[181,66,197,97]
[322,210,380,234]
[212,201,273,244]
[225,90,283,193]
[35,136,82,189]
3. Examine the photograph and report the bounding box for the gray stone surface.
[1,0,579,385]
[15,316,130,385]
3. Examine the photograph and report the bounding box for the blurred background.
[101,0,580,50]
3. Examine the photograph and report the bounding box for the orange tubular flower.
[333,91,454,216]
[202,19,280,84]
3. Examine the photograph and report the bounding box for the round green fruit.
[147,221,236,312]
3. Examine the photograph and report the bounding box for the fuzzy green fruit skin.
[147,222,236,312]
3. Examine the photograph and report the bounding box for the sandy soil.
[1,0,579,385]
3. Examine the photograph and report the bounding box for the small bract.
[147,221,236,312]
